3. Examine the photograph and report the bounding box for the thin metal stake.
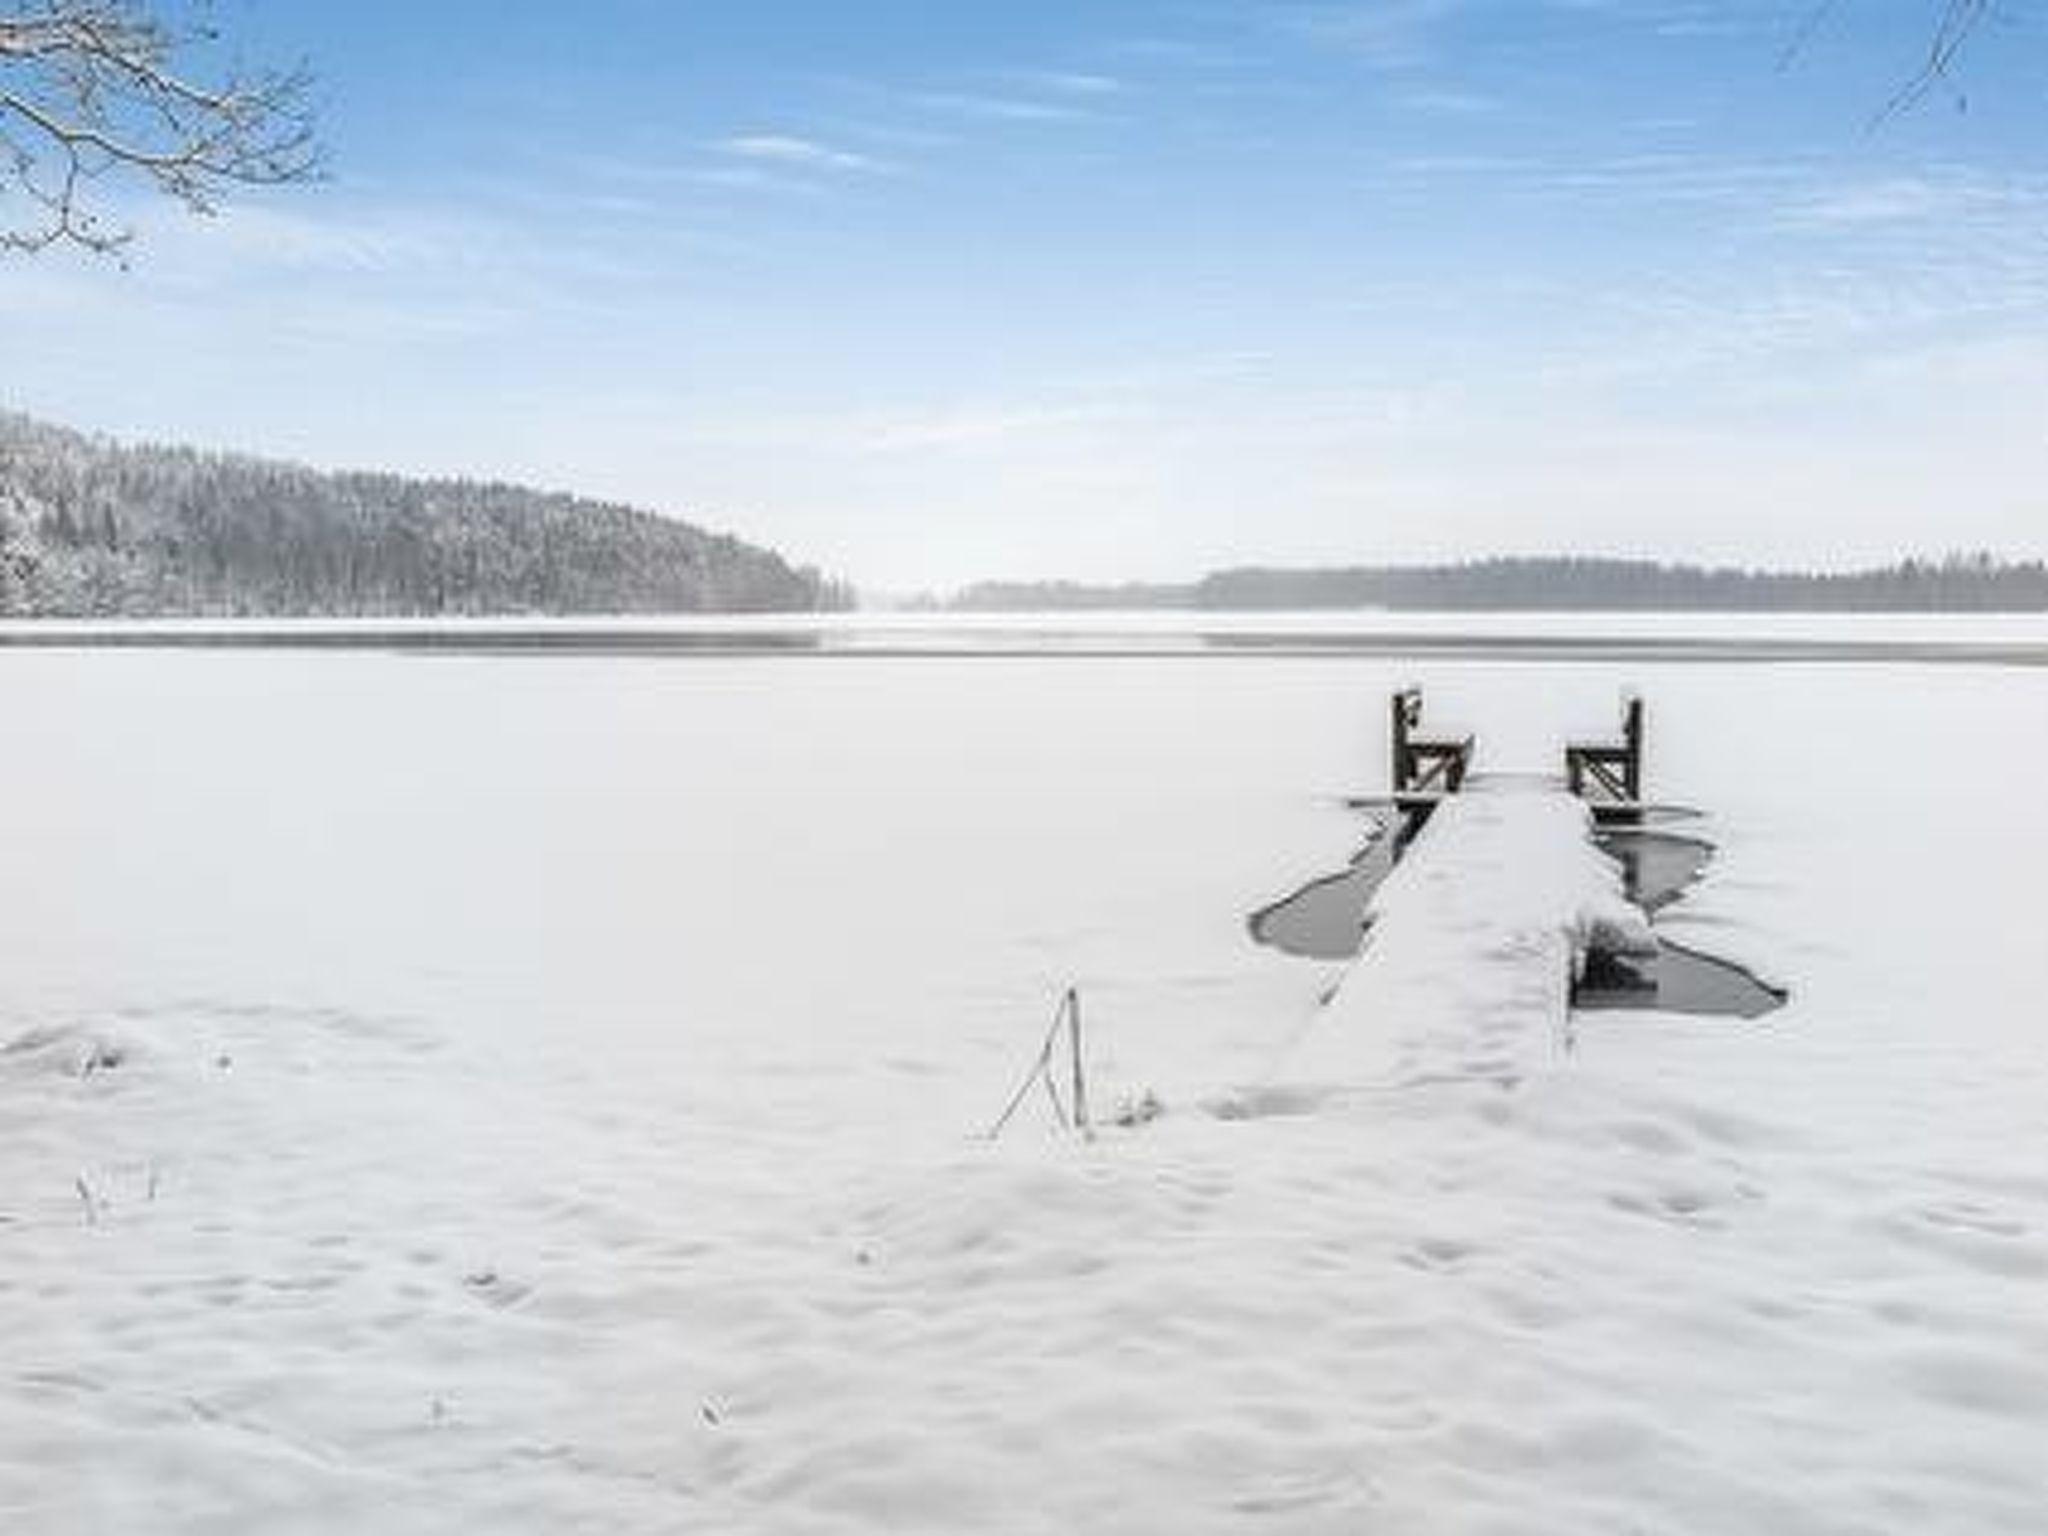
[1068,988,1091,1138]
[987,987,1093,1143]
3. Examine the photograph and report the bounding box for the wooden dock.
[1273,776,1656,1091]
[1390,686,1648,824]
[1237,690,1674,1096]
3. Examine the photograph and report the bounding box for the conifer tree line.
[0,413,852,616]
[1189,556,2048,611]
[955,554,2048,613]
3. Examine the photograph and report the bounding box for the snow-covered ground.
[3,633,2046,1532]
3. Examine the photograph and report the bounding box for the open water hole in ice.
[1595,825,1713,912]
[1245,814,1404,961]
[1250,814,1785,1017]
[1574,937,1787,1018]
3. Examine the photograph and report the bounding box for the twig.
[1040,1050,1070,1130]
[1876,0,1990,125]
[1776,0,1841,74]
[986,988,1093,1142]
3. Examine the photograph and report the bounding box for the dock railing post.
[1623,693,1643,801]
[1390,687,1413,797]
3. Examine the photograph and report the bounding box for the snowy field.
[3,622,2047,1533]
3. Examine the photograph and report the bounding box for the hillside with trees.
[955,555,2048,612]
[0,413,850,616]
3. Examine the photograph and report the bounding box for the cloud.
[1396,86,1503,114]
[1784,173,2048,229]
[1104,36,1258,72]
[1374,147,1823,212]
[1281,1,1467,69]
[912,90,1102,123]
[854,400,1143,453]
[1280,0,1779,69]
[716,134,886,173]
[156,201,463,277]
[1014,70,1125,96]
[685,164,831,195]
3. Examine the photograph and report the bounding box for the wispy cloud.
[1104,35,1260,72]
[1280,1,1468,70]
[661,393,1150,457]
[1783,172,2048,229]
[1012,69,1125,96]
[855,399,1144,453]
[912,89,1103,123]
[151,201,464,278]
[1281,0,1779,67]
[1396,86,1503,115]
[716,134,887,173]
[1375,148,1820,211]
[686,164,835,196]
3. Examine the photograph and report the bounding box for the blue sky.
[6,1,2047,590]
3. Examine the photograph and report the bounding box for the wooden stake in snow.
[987,987,1093,1143]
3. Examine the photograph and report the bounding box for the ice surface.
[2,637,2046,1532]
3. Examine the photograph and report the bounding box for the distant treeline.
[0,412,852,617]
[955,555,2048,612]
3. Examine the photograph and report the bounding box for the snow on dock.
[1267,776,1656,1094]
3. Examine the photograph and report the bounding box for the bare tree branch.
[1776,0,1844,75]
[1878,0,1993,122]
[1778,2,1996,125]
[0,1,320,259]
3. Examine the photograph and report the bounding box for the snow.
[2,636,2046,1532]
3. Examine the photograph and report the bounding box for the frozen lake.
[8,608,2048,664]
[4,616,2047,1533]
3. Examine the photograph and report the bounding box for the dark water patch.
[1574,940,1788,1019]
[1590,803,1704,829]
[1584,827,1787,1016]
[1250,805,1786,1018]
[1248,816,1709,964]
[1596,830,1715,912]
[1583,829,1786,1017]
[1248,822,1400,960]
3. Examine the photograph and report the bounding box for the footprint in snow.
[1401,1235,1478,1271]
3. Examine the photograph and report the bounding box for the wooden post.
[1390,686,1473,811]
[1390,687,1415,796]
[1622,694,1643,801]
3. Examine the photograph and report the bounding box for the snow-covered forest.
[955,556,2048,612]
[0,414,851,616]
